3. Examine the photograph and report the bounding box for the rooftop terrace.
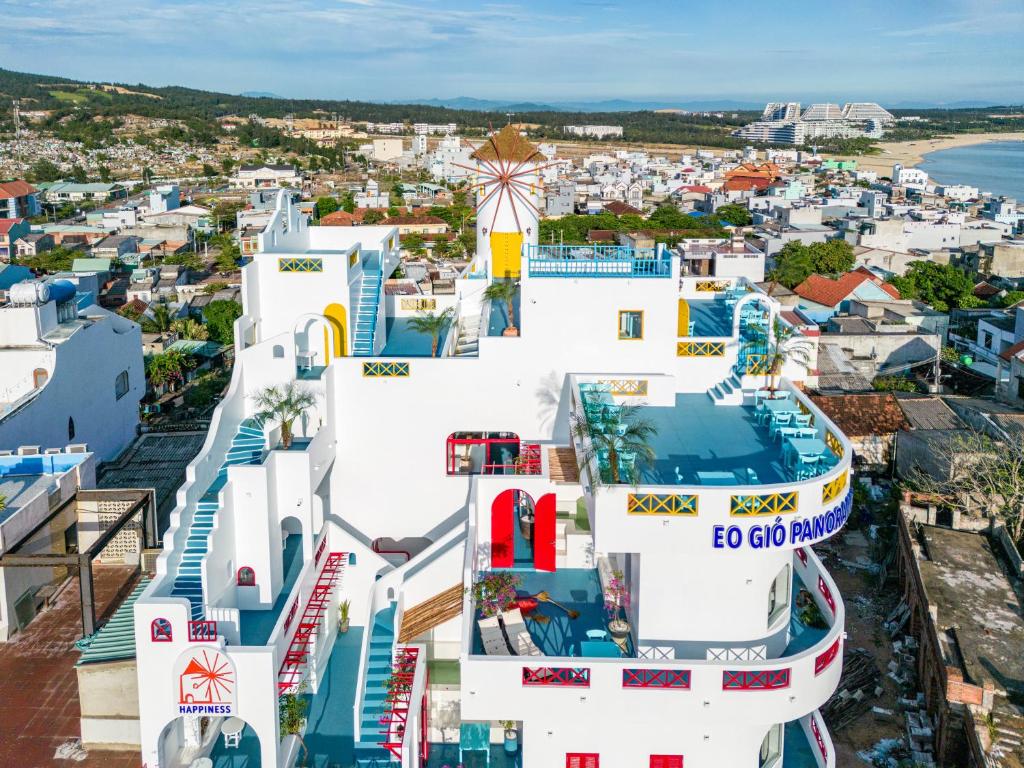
[238,533,302,646]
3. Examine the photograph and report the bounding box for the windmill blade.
[473,181,504,215]
[507,184,544,218]
[489,182,507,234]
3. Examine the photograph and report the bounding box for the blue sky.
[2,0,1022,104]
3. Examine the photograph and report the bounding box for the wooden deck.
[397,583,464,643]
[547,446,580,483]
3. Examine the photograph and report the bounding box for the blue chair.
[460,722,491,767]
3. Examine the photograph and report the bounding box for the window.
[237,566,256,587]
[115,370,129,400]
[650,757,683,768]
[566,754,599,768]
[767,564,789,627]
[446,432,520,475]
[759,724,783,768]
[272,344,285,359]
[67,417,75,441]
[151,618,173,642]
[618,310,643,340]
[1017,376,1024,401]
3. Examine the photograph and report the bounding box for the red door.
[534,493,557,572]
[491,489,515,568]
[650,757,683,768]
[566,754,599,768]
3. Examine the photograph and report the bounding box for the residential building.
[982,197,1023,228]
[677,234,766,281]
[0,218,30,260]
[0,278,143,461]
[563,125,623,139]
[231,165,303,190]
[149,184,181,215]
[969,239,1024,281]
[792,267,902,323]
[544,181,576,216]
[133,129,852,768]
[379,215,448,236]
[93,234,142,261]
[807,393,909,470]
[891,165,928,190]
[0,180,41,218]
[41,182,127,202]
[372,139,405,163]
[13,232,55,259]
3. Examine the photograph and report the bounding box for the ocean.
[918,140,1024,200]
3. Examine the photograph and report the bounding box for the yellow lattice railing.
[730,492,799,516]
[628,494,698,516]
[821,470,848,505]
[677,341,725,357]
[744,353,770,374]
[362,362,410,377]
[695,280,730,292]
[597,379,649,396]
[825,430,843,458]
[400,298,438,311]
[278,257,323,273]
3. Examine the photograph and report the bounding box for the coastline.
[827,131,1024,176]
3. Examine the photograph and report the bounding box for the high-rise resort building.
[134,126,851,768]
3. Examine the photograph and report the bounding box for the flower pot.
[502,327,519,337]
[504,729,518,754]
[608,619,630,642]
[338,618,350,634]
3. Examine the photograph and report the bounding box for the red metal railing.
[622,668,691,689]
[818,575,835,614]
[811,713,828,762]
[315,535,327,565]
[283,597,299,633]
[187,620,217,642]
[795,546,807,566]
[722,668,791,691]
[277,552,347,694]
[814,637,841,676]
[379,646,421,760]
[522,667,591,687]
[372,539,412,563]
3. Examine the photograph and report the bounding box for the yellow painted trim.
[618,310,644,340]
[323,303,347,357]
[628,493,698,516]
[489,231,523,279]
[677,298,690,337]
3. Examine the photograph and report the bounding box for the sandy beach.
[827,131,1024,175]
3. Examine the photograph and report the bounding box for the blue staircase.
[354,604,399,767]
[353,267,383,356]
[169,419,265,620]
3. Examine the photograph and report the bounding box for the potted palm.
[408,307,455,357]
[484,278,520,337]
[500,720,518,754]
[338,599,351,634]
[571,404,658,486]
[742,318,813,393]
[279,685,310,767]
[605,570,631,642]
[252,382,316,449]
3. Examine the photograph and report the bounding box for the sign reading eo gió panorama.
[174,647,236,716]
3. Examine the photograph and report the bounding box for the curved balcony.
[460,542,845,726]
[785,710,835,768]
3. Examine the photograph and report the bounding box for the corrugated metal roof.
[896,396,965,430]
[76,577,150,666]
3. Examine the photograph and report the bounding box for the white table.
[296,352,316,371]
[222,716,245,748]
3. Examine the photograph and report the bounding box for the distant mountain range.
[395,97,766,113]
[239,91,282,99]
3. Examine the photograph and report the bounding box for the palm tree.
[279,685,310,766]
[484,279,519,335]
[253,382,316,449]
[572,404,658,485]
[170,318,209,341]
[407,307,454,357]
[142,303,173,335]
[744,318,813,393]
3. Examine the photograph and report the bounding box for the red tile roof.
[723,177,772,192]
[603,201,643,216]
[1000,339,1024,362]
[320,210,358,226]
[381,215,447,226]
[794,270,900,308]
[674,184,712,194]
[0,180,37,198]
[0,218,25,234]
[808,393,910,436]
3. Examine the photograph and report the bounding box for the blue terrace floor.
[381,316,452,357]
[783,719,819,768]
[487,293,521,337]
[239,534,303,646]
[304,626,364,768]
[430,742,521,768]
[687,299,733,337]
[785,573,829,656]
[640,395,788,486]
[209,723,260,768]
[473,568,622,658]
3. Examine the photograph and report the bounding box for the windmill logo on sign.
[176,648,236,715]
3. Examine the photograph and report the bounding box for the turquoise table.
[697,471,736,486]
[580,640,622,657]
[784,437,827,467]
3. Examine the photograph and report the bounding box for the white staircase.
[353,267,383,356]
[707,373,746,406]
[453,314,480,357]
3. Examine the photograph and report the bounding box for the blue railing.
[526,244,671,278]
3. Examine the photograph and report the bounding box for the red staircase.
[378,646,421,760]
[277,551,347,694]
[519,442,542,474]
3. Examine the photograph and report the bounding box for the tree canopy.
[887,261,976,312]
[768,240,856,289]
[714,204,753,227]
[203,300,242,344]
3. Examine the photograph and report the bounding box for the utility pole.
[12,99,20,139]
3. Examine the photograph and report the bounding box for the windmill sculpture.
[454,125,561,279]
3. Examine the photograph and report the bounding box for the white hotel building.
[134,128,850,768]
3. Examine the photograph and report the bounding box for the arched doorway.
[292,314,331,375]
[323,303,347,357]
[491,489,556,571]
[158,714,262,767]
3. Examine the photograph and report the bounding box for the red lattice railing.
[814,637,841,676]
[379,646,421,760]
[622,668,691,689]
[818,575,835,614]
[187,620,217,641]
[811,713,828,762]
[722,668,791,691]
[795,547,807,566]
[522,667,591,687]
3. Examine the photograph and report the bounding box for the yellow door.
[324,303,347,357]
[490,232,523,279]
[677,298,691,337]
